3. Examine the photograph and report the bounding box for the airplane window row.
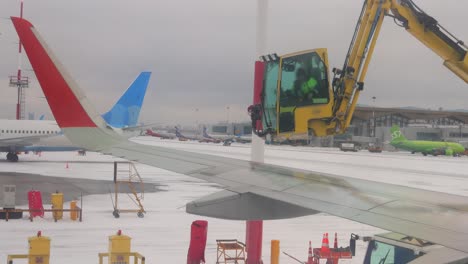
[1,130,60,134]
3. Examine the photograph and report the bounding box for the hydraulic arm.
[329,0,468,136]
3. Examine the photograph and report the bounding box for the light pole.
[372,96,376,137]
[226,105,230,124]
[195,108,199,136]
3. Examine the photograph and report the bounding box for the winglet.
[11,17,100,128]
[102,72,152,128]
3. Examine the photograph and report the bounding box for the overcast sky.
[0,0,466,125]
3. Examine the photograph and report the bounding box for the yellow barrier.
[98,230,145,264]
[271,240,280,264]
[98,252,146,264]
[7,254,28,264]
[51,192,64,220]
[70,201,78,221]
[7,231,50,264]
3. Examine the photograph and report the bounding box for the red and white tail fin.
[11,17,122,150]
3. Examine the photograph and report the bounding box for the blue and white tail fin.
[175,126,184,138]
[101,72,151,128]
[202,126,212,139]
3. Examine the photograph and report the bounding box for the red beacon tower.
[9,0,29,120]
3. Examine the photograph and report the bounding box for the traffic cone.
[307,241,314,264]
[321,233,330,254]
[334,232,338,249]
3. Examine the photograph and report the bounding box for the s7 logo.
[391,130,402,140]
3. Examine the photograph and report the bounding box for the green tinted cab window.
[280,52,329,108]
[262,60,279,131]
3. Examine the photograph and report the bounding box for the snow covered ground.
[1,137,468,263]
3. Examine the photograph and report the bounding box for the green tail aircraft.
[390,125,465,156]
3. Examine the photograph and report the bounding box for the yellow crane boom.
[325,0,467,136]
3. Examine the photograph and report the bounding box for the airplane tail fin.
[102,72,151,128]
[390,125,407,143]
[202,126,211,138]
[11,17,123,151]
[175,126,183,138]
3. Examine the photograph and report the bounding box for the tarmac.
[0,171,162,206]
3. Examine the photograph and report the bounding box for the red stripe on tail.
[11,17,96,128]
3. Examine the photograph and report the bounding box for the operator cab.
[252,49,334,142]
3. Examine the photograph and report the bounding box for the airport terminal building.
[209,106,468,149]
[347,106,468,148]
[186,106,468,149]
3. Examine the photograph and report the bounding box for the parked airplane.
[201,126,254,145]
[230,125,252,144]
[174,126,194,141]
[145,129,176,139]
[174,126,219,143]
[14,16,468,256]
[390,125,465,156]
[201,126,230,143]
[232,134,252,144]
[0,71,151,161]
[0,120,62,161]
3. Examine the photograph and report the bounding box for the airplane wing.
[103,140,468,250]
[12,16,468,254]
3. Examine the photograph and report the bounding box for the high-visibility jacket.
[301,77,318,95]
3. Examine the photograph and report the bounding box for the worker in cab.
[293,68,318,104]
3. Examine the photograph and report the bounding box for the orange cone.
[334,232,338,249]
[321,233,330,254]
[307,241,314,264]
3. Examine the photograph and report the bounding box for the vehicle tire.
[422,152,427,156]
[12,154,18,162]
[6,153,12,161]
[137,212,144,218]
